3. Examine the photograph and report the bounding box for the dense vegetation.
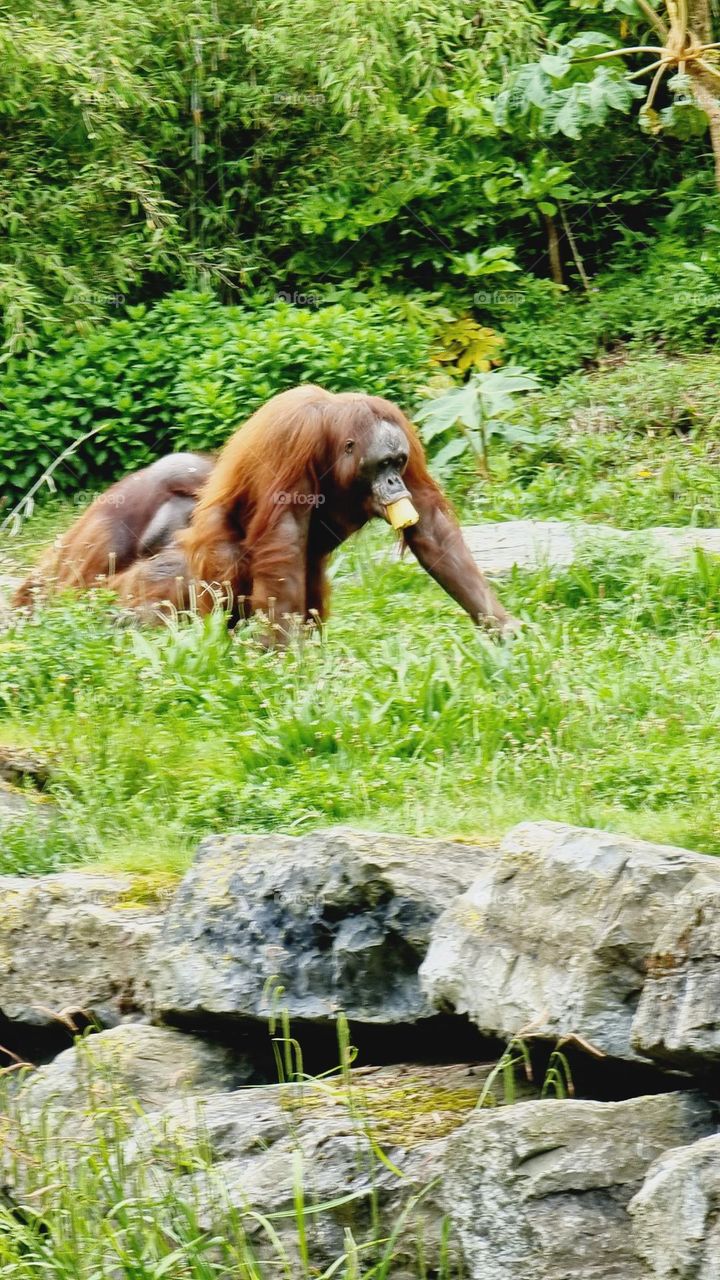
[2,0,720,505]
[2,0,720,354]
[0,293,433,503]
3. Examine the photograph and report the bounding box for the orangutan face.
[351,419,411,517]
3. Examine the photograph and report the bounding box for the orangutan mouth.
[385,496,419,530]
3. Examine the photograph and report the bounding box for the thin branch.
[627,56,668,79]
[646,59,670,107]
[635,0,669,38]
[0,424,106,534]
[559,204,591,292]
[571,46,666,63]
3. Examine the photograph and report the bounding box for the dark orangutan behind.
[103,385,518,637]
[13,452,214,608]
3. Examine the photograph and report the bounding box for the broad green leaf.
[553,89,586,139]
[567,30,618,52]
[432,436,468,469]
[415,383,482,437]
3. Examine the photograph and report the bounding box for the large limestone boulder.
[6,1025,251,1190]
[421,821,720,1061]
[148,827,492,1025]
[632,877,720,1071]
[0,872,165,1027]
[442,1093,715,1280]
[629,1134,720,1280]
[4,1059,501,1274]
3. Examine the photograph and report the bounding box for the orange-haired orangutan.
[13,452,213,608]
[102,385,518,638]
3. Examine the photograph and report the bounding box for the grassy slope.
[3,351,720,875]
[462,352,720,528]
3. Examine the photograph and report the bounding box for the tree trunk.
[689,74,720,193]
[543,213,564,286]
[688,0,711,45]
[684,0,720,190]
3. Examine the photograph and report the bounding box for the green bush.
[0,292,434,508]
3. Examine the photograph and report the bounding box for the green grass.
[454,352,720,529]
[3,526,720,874]
[472,431,720,529]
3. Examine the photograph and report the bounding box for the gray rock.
[6,1025,251,1192]
[0,783,53,827]
[0,751,53,828]
[148,826,492,1025]
[19,1024,250,1116]
[442,1093,716,1280]
[461,519,720,576]
[421,821,719,1061]
[0,871,164,1027]
[463,518,612,573]
[632,877,720,1071]
[122,1068,463,1274]
[3,1060,498,1272]
[629,1134,720,1280]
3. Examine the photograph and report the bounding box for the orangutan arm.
[403,487,518,633]
[138,495,197,556]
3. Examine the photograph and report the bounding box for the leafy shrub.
[449,350,720,529]
[536,353,719,437]
[497,241,720,382]
[415,365,542,476]
[0,292,434,507]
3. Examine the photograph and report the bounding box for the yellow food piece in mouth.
[386,497,419,530]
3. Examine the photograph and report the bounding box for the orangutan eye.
[344,440,355,455]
